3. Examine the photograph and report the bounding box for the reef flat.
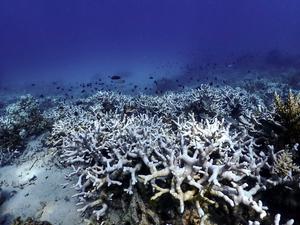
[0,77,300,225]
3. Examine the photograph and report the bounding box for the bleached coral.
[50,111,268,222]
[240,78,289,104]
[187,85,265,121]
[0,95,50,165]
[45,87,299,224]
[249,213,294,225]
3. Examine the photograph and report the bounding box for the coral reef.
[186,85,264,121]
[44,87,299,224]
[0,95,50,165]
[239,78,289,105]
[2,79,299,224]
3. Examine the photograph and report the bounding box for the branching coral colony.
[0,95,50,165]
[274,90,300,147]
[36,86,300,224]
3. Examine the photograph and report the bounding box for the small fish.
[111,75,121,80]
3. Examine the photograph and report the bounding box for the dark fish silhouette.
[111,75,121,80]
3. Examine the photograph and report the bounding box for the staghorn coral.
[186,85,265,122]
[239,90,300,153]
[272,149,300,178]
[43,87,300,224]
[274,90,300,145]
[239,78,289,105]
[49,111,268,224]
[263,145,300,184]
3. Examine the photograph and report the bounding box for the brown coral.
[274,90,300,145]
[273,149,300,177]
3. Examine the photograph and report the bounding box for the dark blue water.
[0,0,300,87]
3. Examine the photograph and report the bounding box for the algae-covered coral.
[274,90,300,146]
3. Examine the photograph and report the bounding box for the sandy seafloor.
[0,134,84,225]
[0,64,300,225]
